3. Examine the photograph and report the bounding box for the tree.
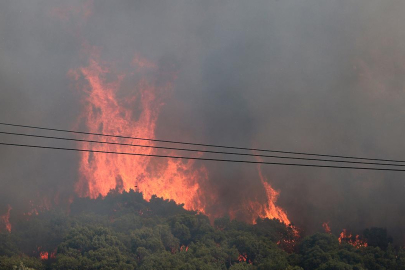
[363,228,392,250]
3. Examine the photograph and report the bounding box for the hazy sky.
[1,0,405,239]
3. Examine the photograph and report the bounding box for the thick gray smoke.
[1,0,405,240]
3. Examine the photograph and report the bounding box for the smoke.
[1,0,405,240]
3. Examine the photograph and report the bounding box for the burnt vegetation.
[0,190,402,270]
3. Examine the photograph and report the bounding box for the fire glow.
[180,245,189,252]
[323,222,331,234]
[72,52,292,226]
[38,247,56,260]
[238,253,251,264]
[73,53,208,214]
[40,251,49,260]
[1,205,12,233]
[338,229,368,248]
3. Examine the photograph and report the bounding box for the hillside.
[0,190,402,270]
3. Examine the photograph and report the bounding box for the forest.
[0,189,403,270]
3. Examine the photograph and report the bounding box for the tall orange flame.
[72,52,291,225]
[256,165,291,225]
[73,53,208,213]
[228,157,291,225]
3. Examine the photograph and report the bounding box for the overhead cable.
[0,141,404,172]
[0,130,404,167]
[0,122,403,163]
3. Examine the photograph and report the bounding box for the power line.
[0,141,405,172]
[0,122,404,164]
[1,130,405,167]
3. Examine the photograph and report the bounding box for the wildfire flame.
[323,222,331,234]
[1,205,12,233]
[238,253,252,264]
[73,52,208,213]
[338,229,368,248]
[256,165,290,225]
[238,253,247,262]
[228,159,292,226]
[180,245,189,252]
[72,51,292,226]
[40,251,49,260]
[38,247,56,260]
